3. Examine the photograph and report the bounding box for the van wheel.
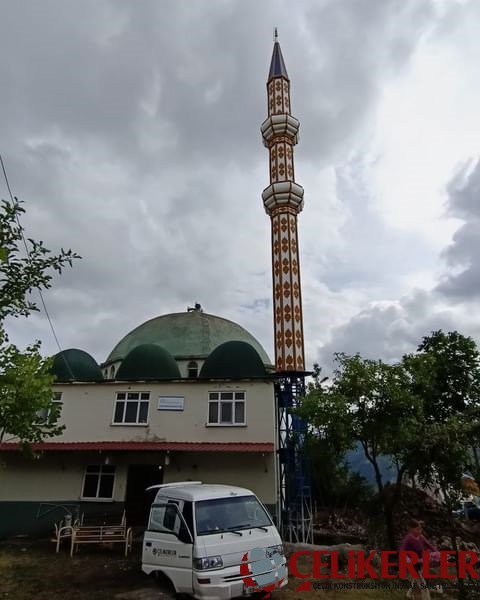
[154,571,176,594]
[154,573,192,599]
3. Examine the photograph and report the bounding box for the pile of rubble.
[388,484,480,552]
[312,485,480,553]
[313,508,368,543]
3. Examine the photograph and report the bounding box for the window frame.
[111,391,150,426]
[187,361,198,378]
[36,391,63,423]
[206,391,246,426]
[81,464,116,501]
[148,500,193,542]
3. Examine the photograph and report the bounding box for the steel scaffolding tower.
[275,373,313,543]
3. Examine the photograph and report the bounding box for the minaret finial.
[274,27,278,42]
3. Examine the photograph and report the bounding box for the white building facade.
[0,308,278,537]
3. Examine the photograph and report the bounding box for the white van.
[142,482,288,599]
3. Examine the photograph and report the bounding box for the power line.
[0,153,76,380]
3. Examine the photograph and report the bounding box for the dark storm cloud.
[0,0,453,364]
[295,0,437,164]
[1,0,438,169]
[436,160,480,300]
[316,289,470,371]
[315,157,480,371]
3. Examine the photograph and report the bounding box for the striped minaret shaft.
[261,36,305,373]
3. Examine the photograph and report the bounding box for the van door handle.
[146,542,152,547]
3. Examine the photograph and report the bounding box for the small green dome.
[199,341,267,379]
[116,344,180,380]
[105,309,272,367]
[52,349,103,382]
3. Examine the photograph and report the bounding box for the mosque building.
[0,35,307,539]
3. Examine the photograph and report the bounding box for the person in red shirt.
[399,518,442,599]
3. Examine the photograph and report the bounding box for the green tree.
[401,332,480,599]
[299,354,422,549]
[0,199,77,319]
[414,330,480,422]
[0,333,62,445]
[401,330,480,488]
[0,198,79,446]
[306,436,373,511]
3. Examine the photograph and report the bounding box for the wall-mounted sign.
[158,396,185,411]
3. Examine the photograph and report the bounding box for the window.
[187,361,198,378]
[207,392,245,425]
[113,392,149,425]
[36,392,63,422]
[149,500,180,534]
[82,465,115,499]
[195,495,272,535]
[148,500,193,539]
[110,365,115,379]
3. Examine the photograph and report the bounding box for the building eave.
[0,441,274,453]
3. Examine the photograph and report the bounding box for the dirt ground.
[0,540,462,600]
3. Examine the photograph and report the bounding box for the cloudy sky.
[2,0,480,371]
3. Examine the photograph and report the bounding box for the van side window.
[163,502,178,531]
[180,501,193,538]
[149,501,179,534]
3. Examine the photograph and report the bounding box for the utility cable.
[0,153,76,380]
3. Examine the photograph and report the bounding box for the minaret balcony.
[262,181,304,214]
[261,114,299,146]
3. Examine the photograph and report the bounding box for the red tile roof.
[0,441,274,453]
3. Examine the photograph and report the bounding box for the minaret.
[261,31,305,373]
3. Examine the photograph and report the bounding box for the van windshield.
[195,495,272,535]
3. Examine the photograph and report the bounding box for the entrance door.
[125,464,162,527]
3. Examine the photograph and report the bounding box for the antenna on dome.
[187,303,203,312]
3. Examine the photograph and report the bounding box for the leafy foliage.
[0,198,79,446]
[412,330,480,422]
[301,332,480,558]
[307,437,373,510]
[299,354,422,547]
[300,354,422,488]
[401,331,480,508]
[0,199,79,320]
[400,332,480,600]
[0,332,63,444]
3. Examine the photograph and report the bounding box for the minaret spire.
[261,38,305,372]
[268,32,289,82]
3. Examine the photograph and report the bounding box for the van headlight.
[266,545,284,558]
[193,556,223,570]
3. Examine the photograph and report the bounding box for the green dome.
[105,310,272,366]
[116,344,181,380]
[199,341,267,379]
[52,349,103,382]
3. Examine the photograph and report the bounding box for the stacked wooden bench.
[70,522,133,557]
[52,511,132,557]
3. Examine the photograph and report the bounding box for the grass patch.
[0,541,459,599]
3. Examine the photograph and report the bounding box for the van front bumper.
[193,565,288,600]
